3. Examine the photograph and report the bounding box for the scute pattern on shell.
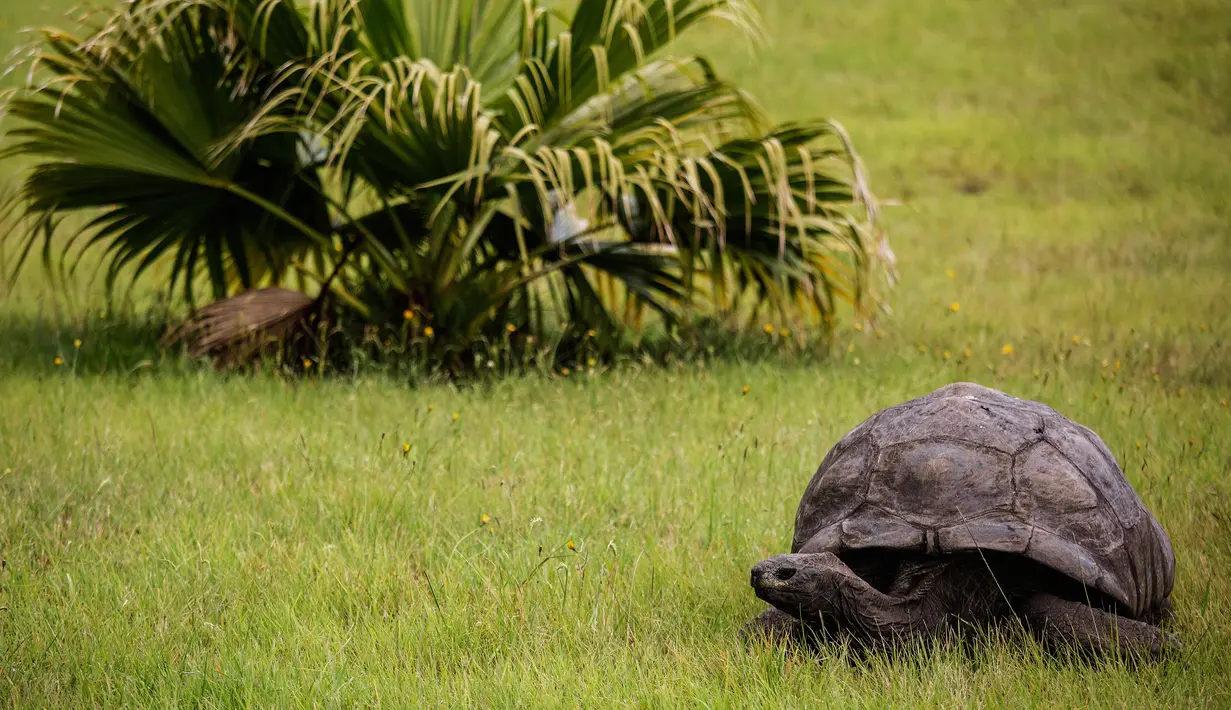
[791,382,1174,617]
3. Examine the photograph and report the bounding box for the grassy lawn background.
[2,0,1230,706]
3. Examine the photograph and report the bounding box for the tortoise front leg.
[1021,593,1181,661]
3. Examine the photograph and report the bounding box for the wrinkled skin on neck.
[750,552,1005,644]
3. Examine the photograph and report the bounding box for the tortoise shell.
[793,382,1175,617]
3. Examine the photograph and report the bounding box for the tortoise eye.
[775,567,797,581]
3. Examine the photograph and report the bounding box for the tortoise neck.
[829,557,986,641]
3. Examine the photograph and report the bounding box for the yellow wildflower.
[853,357,862,366]
[302,358,313,369]
[423,327,435,338]
[586,329,597,338]
[561,367,571,376]
[853,322,864,332]
[53,357,63,366]
[451,412,460,422]
[1136,441,1142,448]
[506,323,517,333]
[402,443,411,455]
[1220,399,1228,407]
[848,343,855,353]
[948,302,960,313]
[480,514,491,526]
[587,358,596,367]
[917,344,928,353]
[942,351,951,360]
[566,540,576,551]
[763,323,775,334]
[73,339,82,348]
[742,385,751,395]
[1072,336,1081,345]
[780,328,790,337]
[963,347,973,358]
[428,403,435,412]
[403,309,414,320]
[1001,344,1014,356]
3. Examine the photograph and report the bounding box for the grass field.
[3,0,1231,706]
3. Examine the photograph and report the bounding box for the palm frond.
[357,0,531,95]
[493,0,760,135]
[1,2,333,303]
[162,285,314,363]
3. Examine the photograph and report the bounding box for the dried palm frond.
[163,287,315,365]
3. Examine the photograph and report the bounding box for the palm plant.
[1,0,894,371]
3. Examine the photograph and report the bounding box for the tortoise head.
[750,552,854,617]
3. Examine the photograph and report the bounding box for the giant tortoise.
[748,382,1178,659]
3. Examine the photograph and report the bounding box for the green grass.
[2,0,1231,706]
